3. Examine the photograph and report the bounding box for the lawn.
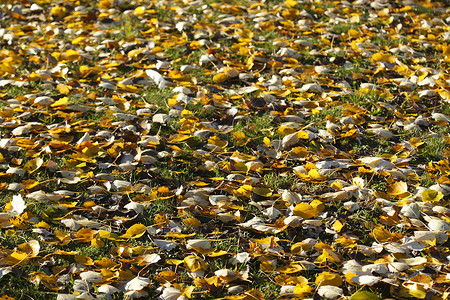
[0,0,449,299]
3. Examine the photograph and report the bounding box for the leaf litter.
[0,0,450,299]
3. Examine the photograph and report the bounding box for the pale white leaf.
[428,219,450,231]
[146,70,170,88]
[79,271,104,283]
[187,239,211,250]
[141,254,161,264]
[317,285,343,299]
[160,287,182,300]
[97,284,119,294]
[153,239,178,251]
[352,275,381,286]
[125,276,150,291]
[281,132,299,149]
[0,267,12,279]
[8,194,25,216]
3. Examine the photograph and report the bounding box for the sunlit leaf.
[120,224,147,239]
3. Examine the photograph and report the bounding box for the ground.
[0,0,449,299]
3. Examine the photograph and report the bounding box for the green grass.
[141,87,174,113]
[232,114,276,147]
[413,4,434,15]
[263,172,297,191]
[309,107,343,129]
[331,22,359,34]
[0,272,56,300]
[418,134,448,162]
[1,0,449,299]
[116,16,145,40]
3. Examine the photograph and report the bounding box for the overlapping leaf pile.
[0,0,449,299]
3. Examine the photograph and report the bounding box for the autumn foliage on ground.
[0,0,450,299]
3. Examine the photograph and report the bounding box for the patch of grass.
[2,85,29,98]
[233,114,275,145]
[294,181,329,195]
[184,101,216,120]
[418,134,448,162]
[413,4,434,15]
[419,172,435,188]
[340,136,390,157]
[250,265,280,299]
[142,198,175,226]
[342,206,381,246]
[263,172,297,191]
[141,87,174,113]
[116,16,145,40]
[0,272,55,300]
[331,22,358,34]
[440,103,450,115]
[309,107,343,129]
[341,91,386,116]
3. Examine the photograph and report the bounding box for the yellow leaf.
[169,134,193,142]
[51,97,69,107]
[345,272,358,285]
[278,126,296,135]
[297,131,310,139]
[72,37,85,45]
[293,202,318,219]
[50,6,66,17]
[284,0,297,7]
[156,270,176,283]
[315,249,341,264]
[207,250,229,257]
[75,228,96,243]
[309,169,326,181]
[293,282,313,297]
[276,262,306,273]
[310,200,324,213]
[348,29,360,37]
[410,273,433,285]
[333,220,344,233]
[275,274,308,285]
[386,181,410,198]
[213,73,229,83]
[1,250,29,265]
[97,230,120,241]
[371,52,395,63]
[91,237,105,248]
[253,187,272,197]
[23,158,43,173]
[208,136,228,148]
[35,221,50,229]
[120,224,147,239]
[398,283,427,299]
[65,49,79,61]
[371,226,391,242]
[56,84,71,95]
[134,6,146,16]
[18,240,40,258]
[183,217,202,227]
[422,189,443,203]
[165,232,195,238]
[291,242,313,254]
[184,255,207,272]
[75,255,94,265]
[166,259,184,266]
[233,184,253,199]
[315,271,343,287]
[350,291,381,300]
[189,41,202,50]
